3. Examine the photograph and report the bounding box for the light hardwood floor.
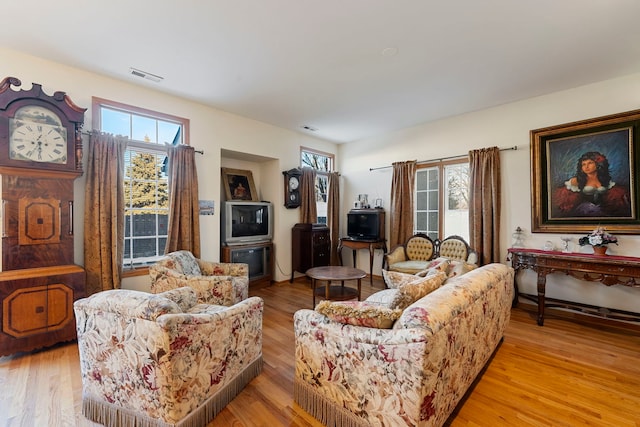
[1,276,639,426]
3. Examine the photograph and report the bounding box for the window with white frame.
[93,98,188,269]
[301,147,334,224]
[415,160,469,241]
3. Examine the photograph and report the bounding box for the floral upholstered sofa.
[74,286,263,427]
[294,263,514,427]
[149,250,249,306]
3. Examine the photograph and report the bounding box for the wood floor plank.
[0,276,638,426]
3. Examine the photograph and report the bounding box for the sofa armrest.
[384,246,407,268]
[294,308,445,426]
[150,266,248,305]
[466,250,478,265]
[197,260,249,278]
[396,263,514,333]
[74,289,183,321]
[157,296,263,329]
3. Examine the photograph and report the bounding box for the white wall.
[339,72,640,313]
[4,46,640,310]
[0,47,338,290]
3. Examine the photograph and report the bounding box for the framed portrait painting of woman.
[531,109,640,234]
[221,168,258,201]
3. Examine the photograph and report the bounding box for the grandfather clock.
[0,76,86,356]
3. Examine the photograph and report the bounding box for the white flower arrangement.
[578,227,618,247]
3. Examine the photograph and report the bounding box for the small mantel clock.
[0,76,87,356]
[283,167,302,209]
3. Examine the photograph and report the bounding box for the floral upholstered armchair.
[74,286,263,427]
[149,250,248,306]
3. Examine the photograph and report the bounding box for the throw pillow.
[415,260,452,277]
[390,270,447,310]
[364,289,399,308]
[447,260,478,278]
[383,269,421,289]
[315,300,403,328]
[426,257,452,273]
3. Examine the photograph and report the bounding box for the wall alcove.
[220,149,281,284]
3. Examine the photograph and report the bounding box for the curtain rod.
[81,130,204,154]
[369,145,518,171]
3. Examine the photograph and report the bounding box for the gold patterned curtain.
[84,131,126,295]
[165,144,201,257]
[469,146,501,265]
[327,171,340,265]
[389,160,416,249]
[299,167,317,223]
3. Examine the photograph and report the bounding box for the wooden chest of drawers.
[291,223,330,282]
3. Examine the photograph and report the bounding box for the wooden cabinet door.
[0,266,85,356]
[292,223,330,277]
[2,174,74,270]
[312,230,330,267]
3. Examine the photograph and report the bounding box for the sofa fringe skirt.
[294,378,368,427]
[82,356,263,427]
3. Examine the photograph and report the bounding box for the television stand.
[337,238,387,285]
[221,241,273,286]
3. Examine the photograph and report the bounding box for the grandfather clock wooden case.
[0,77,86,356]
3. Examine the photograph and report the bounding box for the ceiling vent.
[129,67,163,83]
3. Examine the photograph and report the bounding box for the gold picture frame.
[531,109,640,234]
[222,168,258,201]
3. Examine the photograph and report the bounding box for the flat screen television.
[222,201,273,245]
[347,209,385,240]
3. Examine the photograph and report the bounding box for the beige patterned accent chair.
[384,233,435,274]
[74,286,263,427]
[437,235,478,264]
[150,250,248,306]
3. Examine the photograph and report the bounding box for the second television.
[346,208,385,240]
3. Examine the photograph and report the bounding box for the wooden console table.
[507,248,640,326]
[337,238,387,285]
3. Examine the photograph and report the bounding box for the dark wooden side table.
[507,248,640,326]
[306,266,367,307]
[337,238,387,285]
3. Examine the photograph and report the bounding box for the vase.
[592,245,607,256]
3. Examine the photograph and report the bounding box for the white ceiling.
[3,0,640,143]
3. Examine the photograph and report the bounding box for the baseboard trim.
[516,301,640,333]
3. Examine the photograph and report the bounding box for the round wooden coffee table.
[306,266,367,306]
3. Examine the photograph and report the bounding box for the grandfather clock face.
[0,77,85,173]
[9,105,68,164]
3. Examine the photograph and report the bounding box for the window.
[92,98,189,269]
[415,160,469,241]
[301,147,334,224]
